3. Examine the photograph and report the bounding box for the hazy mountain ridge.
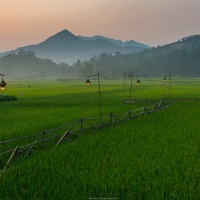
[0,34,200,80]
[0,29,150,64]
[78,35,149,48]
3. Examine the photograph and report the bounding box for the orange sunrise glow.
[1,0,200,52]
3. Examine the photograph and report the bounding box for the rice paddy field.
[0,77,200,199]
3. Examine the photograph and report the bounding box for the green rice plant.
[0,78,200,199]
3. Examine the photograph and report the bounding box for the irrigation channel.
[0,98,199,177]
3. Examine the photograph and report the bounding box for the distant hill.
[144,35,200,56]
[74,34,200,78]
[0,29,150,64]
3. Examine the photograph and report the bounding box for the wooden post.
[140,107,146,116]
[129,111,131,119]
[15,147,19,162]
[110,113,113,126]
[80,118,83,134]
[42,131,46,150]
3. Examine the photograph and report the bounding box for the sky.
[1,0,200,52]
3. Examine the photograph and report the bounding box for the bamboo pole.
[55,131,69,147]
[0,146,18,178]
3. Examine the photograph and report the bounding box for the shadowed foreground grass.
[0,100,200,199]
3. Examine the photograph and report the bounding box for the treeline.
[72,44,200,78]
[0,50,73,80]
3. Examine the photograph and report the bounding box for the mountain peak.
[43,29,79,45]
[52,29,76,39]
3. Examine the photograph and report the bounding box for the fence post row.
[1,99,178,173]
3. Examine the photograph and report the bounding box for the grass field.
[0,78,200,199]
